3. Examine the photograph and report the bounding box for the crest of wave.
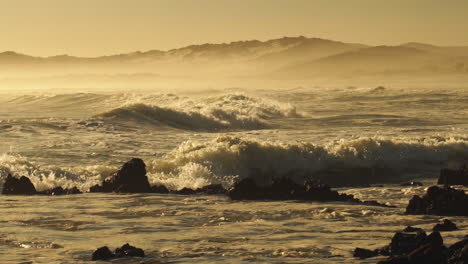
[99,93,300,130]
[0,154,115,191]
[147,135,468,190]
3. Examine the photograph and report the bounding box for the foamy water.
[1,84,468,263]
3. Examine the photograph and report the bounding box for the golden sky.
[1,0,467,57]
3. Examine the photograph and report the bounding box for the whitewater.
[1,84,468,263]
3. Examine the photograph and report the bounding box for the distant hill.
[1,36,467,78]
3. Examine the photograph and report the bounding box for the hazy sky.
[1,0,467,57]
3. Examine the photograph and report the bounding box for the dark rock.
[353,247,378,259]
[92,246,115,261]
[89,158,151,193]
[400,181,423,186]
[438,166,468,186]
[38,186,82,196]
[174,187,197,195]
[377,255,409,264]
[388,231,428,255]
[405,186,468,216]
[114,243,145,258]
[403,226,425,233]
[91,244,144,261]
[2,174,36,195]
[406,243,448,264]
[196,184,226,194]
[150,184,169,194]
[228,178,264,200]
[449,244,468,264]
[228,177,390,207]
[433,219,458,232]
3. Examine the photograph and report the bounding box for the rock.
[228,177,390,207]
[438,166,468,186]
[353,247,378,259]
[433,219,458,232]
[403,226,425,233]
[91,244,144,261]
[114,243,145,258]
[92,246,115,261]
[400,181,423,186]
[150,184,169,194]
[89,158,151,193]
[388,231,428,255]
[196,184,226,194]
[38,186,82,196]
[405,186,468,216]
[377,255,409,264]
[449,243,468,264]
[2,174,36,195]
[174,187,197,195]
[228,178,264,200]
[406,243,448,264]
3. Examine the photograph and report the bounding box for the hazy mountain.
[0,36,467,79]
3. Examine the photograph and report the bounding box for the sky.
[0,0,467,57]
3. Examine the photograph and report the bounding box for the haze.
[1,0,467,57]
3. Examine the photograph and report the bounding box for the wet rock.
[406,243,448,264]
[438,166,468,186]
[405,186,468,216]
[174,187,197,195]
[353,247,379,259]
[38,186,82,196]
[89,158,151,193]
[228,178,264,200]
[433,219,458,232]
[388,231,429,255]
[92,246,115,261]
[228,177,391,207]
[2,174,36,195]
[400,181,423,186]
[448,238,468,264]
[114,243,145,258]
[196,184,226,194]
[91,244,144,261]
[403,226,425,233]
[150,184,169,194]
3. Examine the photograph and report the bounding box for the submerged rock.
[2,174,36,195]
[405,186,468,216]
[92,246,115,261]
[356,226,467,264]
[150,184,169,194]
[227,177,391,207]
[90,158,151,193]
[92,244,144,261]
[38,186,82,196]
[438,166,468,186]
[433,219,458,232]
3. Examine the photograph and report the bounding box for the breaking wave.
[2,135,468,191]
[94,94,300,131]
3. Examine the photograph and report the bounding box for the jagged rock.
[387,231,429,255]
[150,184,169,194]
[89,158,151,193]
[448,239,468,264]
[433,219,458,232]
[353,247,379,259]
[405,186,468,216]
[92,246,115,261]
[438,166,468,186]
[2,174,36,195]
[114,243,145,258]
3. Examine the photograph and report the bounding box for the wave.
[2,135,468,192]
[0,154,114,191]
[94,93,300,131]
[146,135,468,190]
